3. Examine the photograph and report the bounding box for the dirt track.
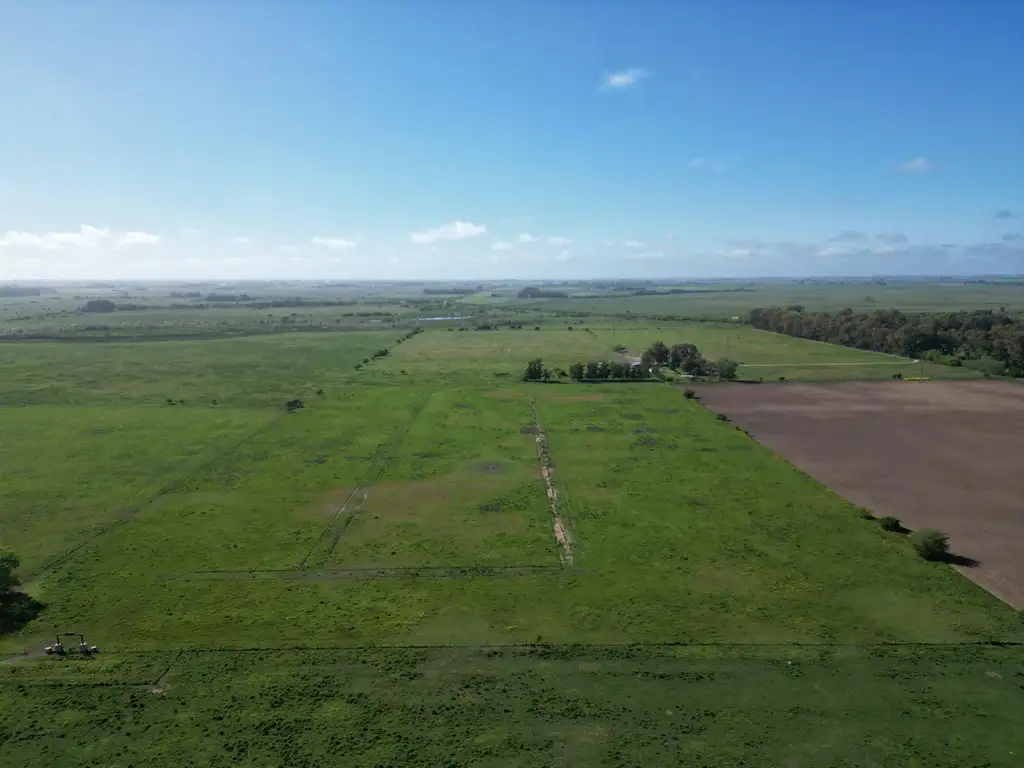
[692,380,1024,608]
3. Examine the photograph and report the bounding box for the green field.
[1,307,1022,765]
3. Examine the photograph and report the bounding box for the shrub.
[878,515,902,532]
[778,376,786,381]
[683,389,696,399]
[716,413,729,422]
[910,528,949,561]
[892,372,903,380]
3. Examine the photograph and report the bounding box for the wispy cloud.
[602,68,649,90]
[827,230,866,243]
[546,236,573,246]
[897,157,935,173]
[875,231,909,245]
[233,236,251,245]
[518,232,538,243]
[0,225,159,250]
[116,231,160,248]
[490,241,513,251]
[311,236,357,250]
[623,239,646,249]
[688,157,728,173]
[1002,233,1024,242]
[995,209,1016,219]
[555,250,573,263]
[409,221,486,244]
[623,250,665,260]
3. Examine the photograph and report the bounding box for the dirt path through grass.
[530,397,574,565]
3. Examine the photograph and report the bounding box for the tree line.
[747,307,1024,376]
[523,340,739,382]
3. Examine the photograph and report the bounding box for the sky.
[0,1,1022,281]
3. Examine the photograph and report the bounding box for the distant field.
[500,280,1024,317]
[0,331,398,406]
[588,322,982,381]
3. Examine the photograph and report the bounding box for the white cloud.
[623,239,646,248]
[311,236,357,250]
[602,68,649,89]
[409,220,486,244]
[555,250,573,262]
[490,241,513,251]
[518,232,538,243]
[116,231,160,248]
[233,236,251,245]
[0,225,156,250]
[546,236,573,245]
[280,245,299,254]
[897,157,935,173]
[688,157,728,172]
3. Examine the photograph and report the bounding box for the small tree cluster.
[285,398,305,412]
[523,358,553,382]
[641,341,739,380]
[568,361,651,381]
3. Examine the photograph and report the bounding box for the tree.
[668,343,700,370]
[716,358,740,380]
[910,528,950,561]
[523,358,546,381]
[646,341,670,366]
[569,362,585,381]
[0,549,43,635]
[82,299,116,313]
[585,360,602,380]
[285,398,305,412]
[0,551,19,592]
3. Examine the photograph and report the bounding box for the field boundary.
[299,391,433,569]
[173,564,573,581]
[23,413,289,583]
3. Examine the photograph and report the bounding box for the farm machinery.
[44,633,99,656]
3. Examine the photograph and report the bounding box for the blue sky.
[0,1,1021,280]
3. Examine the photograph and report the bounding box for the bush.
[778,376,786,382]
[683,388,696,399]
[878,515,902,532]
[716,413,729,422]
[910,528,949,561]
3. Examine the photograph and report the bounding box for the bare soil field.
[692,380,1024,608]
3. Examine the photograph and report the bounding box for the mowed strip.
[691,380,1024,608]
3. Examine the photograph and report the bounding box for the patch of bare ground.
[530,398,574,565]
[691,380,1024,608]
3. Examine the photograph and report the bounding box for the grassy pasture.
[0,331,399,406]
[1,324,1022,766]
[329,389,555,569]
[3,645,1022,768]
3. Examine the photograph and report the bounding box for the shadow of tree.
[940,552,981,568]
[0,592,45,635]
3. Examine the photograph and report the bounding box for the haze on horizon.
[0,2,1021,282]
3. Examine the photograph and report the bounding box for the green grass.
[3,645,1022,768]
[0,331,401,406]
[1,324,1021,766]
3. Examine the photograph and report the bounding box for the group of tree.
[517,286,570,299]
[1,549,43,635]
[641,341,739,380]
[748,307,1024,377]
[568,361,653,381]
[82,298,117,313]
